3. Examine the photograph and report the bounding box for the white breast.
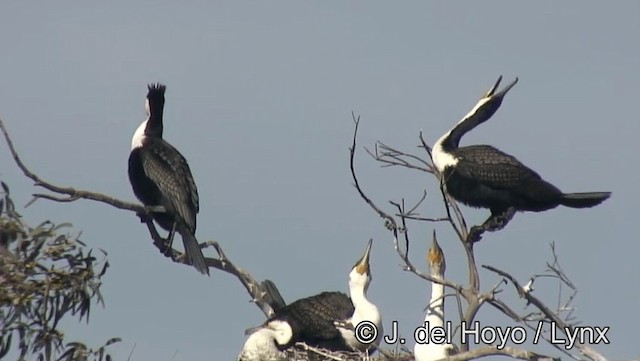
[431,133,459,172]
[131,119,148,150]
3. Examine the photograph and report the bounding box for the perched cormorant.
[238,240,381,358]
[432,76,611,242]
[128,83,209,275]
[414,234,456,361]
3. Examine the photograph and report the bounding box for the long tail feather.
[177,224,209,275]
[261,279,286,312]
[560,192,611,208]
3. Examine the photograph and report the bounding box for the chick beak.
[428,231,446,274]
[244,325,263,336]
[355,239,373,275]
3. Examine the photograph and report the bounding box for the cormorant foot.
[162,244,174,257]
[486,208,516,232]
[467,226,484,243]
[136,211,153,224]
[156,238,173,256]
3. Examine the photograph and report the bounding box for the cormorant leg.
[136,211,153,224]
[467,208,516,243]
[486,207,516,232]
[163,223,177,256]
[467,225,485,243]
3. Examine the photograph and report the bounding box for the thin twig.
[482,264,608,361]
[441,345,559,361]
[349,112,398,234]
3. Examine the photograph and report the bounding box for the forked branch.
[483,253,608,361]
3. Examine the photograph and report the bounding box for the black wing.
[454,145,543,189]
[141,138,199,231]
[275,291,354,341]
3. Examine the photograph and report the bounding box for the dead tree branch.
[440,345,559,361]
[0,117,279,318]
[349,114,495,353]
[483,262,608,361]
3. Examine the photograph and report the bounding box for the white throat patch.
[131,119,148,150]
[431,132,459,172]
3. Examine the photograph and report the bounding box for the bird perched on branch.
[128,83,209,275]
[238,239,382,360]
[431,76,611,242]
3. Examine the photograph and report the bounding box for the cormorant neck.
[350,284,368,306]
[350,280,376,319]
[425,277,444,325]
[431,94,496,172]
[144,97,164,138]
[349,283,381,348]
[438,96,492,151]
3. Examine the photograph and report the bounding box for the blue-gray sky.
[1,2,638,360]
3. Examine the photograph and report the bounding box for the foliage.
[0,181,119,361]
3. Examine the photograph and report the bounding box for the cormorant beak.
[354,239,373,275]
[485,75,519,101]
[244,325,263,336]
[428,231,446,274]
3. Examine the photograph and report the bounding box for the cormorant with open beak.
[432,76,611,242]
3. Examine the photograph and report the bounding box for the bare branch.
[442,345,559,361]
[349,112,398,234]
[293,343,346,361]
[365,141,432,173]
[482,264,608,361]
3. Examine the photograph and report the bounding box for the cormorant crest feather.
[147,83,166,96]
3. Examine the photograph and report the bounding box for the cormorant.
[238,239,381,358]
[432,76,611,242]
[237,328,286,361]
[414,234,456,361]
[128,83,209,275]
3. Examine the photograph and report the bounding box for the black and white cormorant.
[238,239,382,359]
[432,76,611,241]
[128,83,209,275]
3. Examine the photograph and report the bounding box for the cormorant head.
[144,83,166,137]
[262,320,293,347]
[349,239,373,291]
[464,75,519,127]
[428,231,446,277]
[432,76,519,167]
[238,327,286,361]
[131,83,167,149]
[146,83,166,114]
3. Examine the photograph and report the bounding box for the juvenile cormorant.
[432,76,611,242]
[238,240,381,357]
[237,327,286,361]
[128,83,209,275]
[414,234,456,361]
